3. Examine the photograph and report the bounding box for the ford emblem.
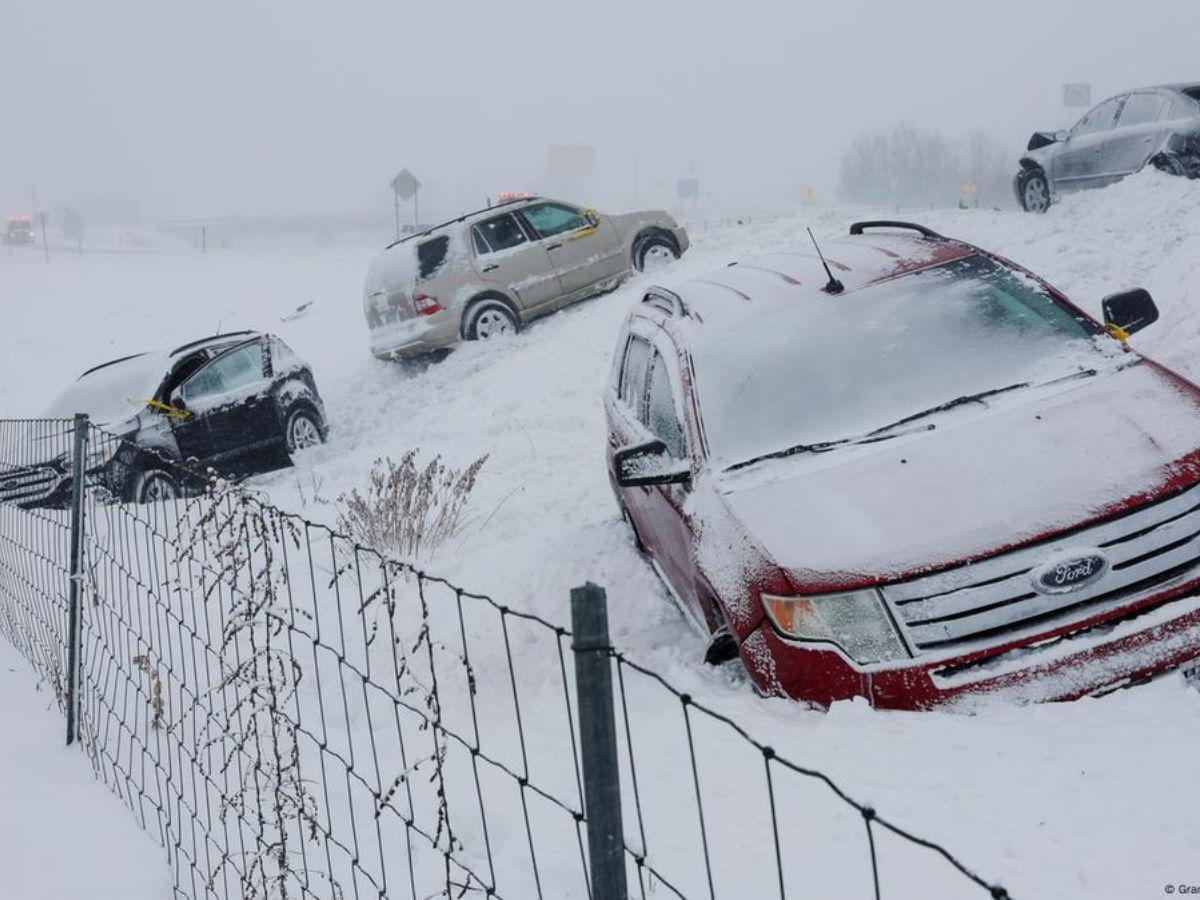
[1032,550,1109,595]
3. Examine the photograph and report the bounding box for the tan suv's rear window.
[417,236,450,280]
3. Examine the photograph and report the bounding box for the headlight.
[761,589,908,664]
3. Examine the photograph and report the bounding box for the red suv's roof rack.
[849,220,945,240]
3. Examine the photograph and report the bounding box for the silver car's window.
[523,203,587,239]
[1118,93,1166,127]
[618,335,653,420]
[181,344,264,402]
[1073,98,1122,137]
[474,214,527,254]
[1163,95,1193,119]
[646,351,686,459]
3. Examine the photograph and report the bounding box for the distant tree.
[838,124,1013,208]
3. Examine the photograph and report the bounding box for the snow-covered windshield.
[43,353,168,423]
[693,254,1109,469]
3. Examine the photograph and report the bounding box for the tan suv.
[362,197,689,359]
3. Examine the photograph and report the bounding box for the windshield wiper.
[862,382,1031,439]
[726,382,1031,474]
[725,425,929,472]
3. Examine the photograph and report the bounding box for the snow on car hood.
[715,361,1200,584]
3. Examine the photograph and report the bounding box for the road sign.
[1062,83,1092,109]
[391,169,421,200]
[676,178,699,201]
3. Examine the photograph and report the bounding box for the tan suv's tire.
[633,234,680,272]
[464,298,519,341]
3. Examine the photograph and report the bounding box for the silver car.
[363,197,689,359]
[1015,83,1200,213]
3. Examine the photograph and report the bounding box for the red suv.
[605,221,1200,710]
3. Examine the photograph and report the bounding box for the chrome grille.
[881,482,1200,656]
[0,466,63,505]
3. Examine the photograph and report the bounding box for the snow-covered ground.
[0,639,170,899]
[3,171,1200,897]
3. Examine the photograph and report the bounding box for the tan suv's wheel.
[634,234,680,272]
[465,299,518,341]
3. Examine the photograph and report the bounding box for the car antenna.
[807,227,844,294]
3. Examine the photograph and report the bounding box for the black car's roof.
[76,332,263,381]
[169,330,258,357]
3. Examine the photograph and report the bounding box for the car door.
[611,332,706,626]
[519,201,626,299]
[170,340,283,476]
[1053,97,1123,192]
[1109,91,1172,175]
[470,212,562,312]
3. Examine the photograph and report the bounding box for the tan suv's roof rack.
[384,196,541,250]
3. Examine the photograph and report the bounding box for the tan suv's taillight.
[413,293,443,316]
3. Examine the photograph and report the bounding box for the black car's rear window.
[417,236,450,280]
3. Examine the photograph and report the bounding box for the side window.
[646,352,686,459]
[180,343,264,403]
[474,214,527,254]
[1072,98,1122,137]
[416,236,450,280]
[618,336,653,420]
[1117,93,1166,127]
[1162,95,1189,120]
[522,203,587,239]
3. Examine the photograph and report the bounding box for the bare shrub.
[337,452,487,560]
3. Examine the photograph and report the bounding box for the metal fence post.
[570,582,629,900]
[65,413,88,746]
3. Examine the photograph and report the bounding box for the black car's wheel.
[633,234,680,272]
[285,407,325,453]
[132,469,181,503]
[1018,168,1052,213]
[464,298,518,341]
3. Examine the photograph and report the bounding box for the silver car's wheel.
[465,300,518,341]
[286,409,323,452]
[635,237,680,272]
[1021,171,1050,213]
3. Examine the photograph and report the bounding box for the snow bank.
[3,170,1200,896]
[0,640,169,899]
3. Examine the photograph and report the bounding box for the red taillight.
[413,293,442,316]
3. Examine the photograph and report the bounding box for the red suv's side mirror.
[614,439,691,488]
[1102,288,1159,339]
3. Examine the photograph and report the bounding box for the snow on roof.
[668,232,976,330]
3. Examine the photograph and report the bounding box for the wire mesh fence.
[0,416,1013,899]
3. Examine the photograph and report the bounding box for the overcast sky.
[2,0,1197,221]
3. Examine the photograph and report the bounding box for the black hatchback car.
[0,331,327,507]
[1015,83,1200,212]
